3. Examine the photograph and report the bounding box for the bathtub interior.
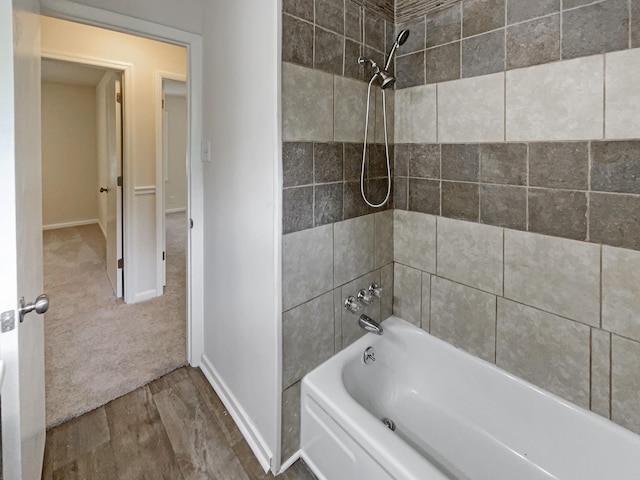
[319,317,640,480]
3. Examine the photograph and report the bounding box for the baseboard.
[200,354,273,473]
[165,207,186,214]
[277,450,301,475]
[42,219,98,230]
[133,289,157,303]
[98,221,107,239]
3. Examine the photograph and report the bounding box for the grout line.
[587,141,592,241]
[559,0,564,59]
[525,143,529,231]
[599,244,603,328]
[608,331,612,419]
[589,327,593,411]
[602,54,607,140]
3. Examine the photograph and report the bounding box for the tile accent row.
[283,141,393,233]
[392,0,640,87]
[394,50,640,143]
[394,139,640,250]
[393,210,640,434]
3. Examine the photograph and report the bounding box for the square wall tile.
[283,0,313,22]
[315,28,344,76]
[314,143,343,183]
[344,181,370,219]
[396,51,426,89]
[463,0,505,37]
[437,216,503,295]
[497,298,591,409]
[393,177,408,210]
[562,0,629,60]
[612,335,640,435]
[591,141,640,194]
[426,4,461,47]
[283,224,333,310]
[394,209,436,273]
[606,49,640,139]
[441,144,479,181]
[431,276,497,363]
[507,0,559,24]
[462,30,505,78]
[633,0,640,48]
[408,178,440,215]
[393,263,422,327]
[438,73,505,143]
[426,42,461,84]
[591,329,611,419]
[316,0,344,34]
[283,142,313,187]
[408,144,440,179]
[504,229,600,326]
[529,142,589,190]
[334,76,367,143]
[381,263,394,320]
[334,215,375,286]
[283,186,313,234]
[441,181,479,222]
[283,291,335,388]
[315,183,344,226]
[602,246,640,342]
[396,16,426,54]
[528,189,587,241]
[395,85,437,143]
[505,55,603,141]
[480,184,526,230]
[283,63,334,142]
[589,193,640,250]
[374,210,394,268]
[282,14,314,68]
[506,14,560,70]
[479,143,527,185]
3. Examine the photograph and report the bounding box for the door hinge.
[162,98,165,109]
[190,218,194,229]
[162,251,165,261]
[117,176,123,187]
[116,92,122,104]
[1,310,15,333]
[118,258,124,269]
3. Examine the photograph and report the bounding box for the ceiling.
[41,58,111,87]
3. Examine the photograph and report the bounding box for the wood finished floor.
[42,367,316,480]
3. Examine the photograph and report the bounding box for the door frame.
[155,70,187,296]
[40,0,205,367]
[41,51,130,301]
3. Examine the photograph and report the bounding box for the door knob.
[19,294,49,322]
[99,187,109,193]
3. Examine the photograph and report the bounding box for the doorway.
[39,18,190,428]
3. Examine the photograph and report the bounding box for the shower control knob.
[357,289,374,305]
[345,296,361,314]
[368,283,383,298]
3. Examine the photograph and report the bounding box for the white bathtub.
[300,316,640,480]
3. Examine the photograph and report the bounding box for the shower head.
[379,69,396,89]
[384,29,410,71]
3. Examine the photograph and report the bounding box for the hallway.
[43,213,187,427]
[42,367,316,479]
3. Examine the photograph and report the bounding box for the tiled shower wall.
[281,0,640,465]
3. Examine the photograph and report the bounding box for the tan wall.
[41,16,187,299]
[41,81,98,227]
[165,94,187,211]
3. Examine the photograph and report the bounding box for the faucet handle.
[368,283,383,298]
[345,296,361,314]
[357,289,374,305]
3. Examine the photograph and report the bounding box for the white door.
[105,74,123,298]
[0,1,46,479]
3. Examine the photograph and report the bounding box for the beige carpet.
[43,212,187,428]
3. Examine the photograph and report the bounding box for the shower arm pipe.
[360,76,391,209]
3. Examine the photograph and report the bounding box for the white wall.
[202,0,281,471]
[40,16,187,301]
[41,0,203,34]
[164,94,187,211]
[41,81,98,228]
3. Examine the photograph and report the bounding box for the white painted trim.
[40,0,205,370]
[98,220,107,239]
[278,450,301,474]
[134,186,156,195]
[42,218,98,230]
[155,69,187,298]
[133,289,157,303]
[200,354,273,472]
[165,207,186,214]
